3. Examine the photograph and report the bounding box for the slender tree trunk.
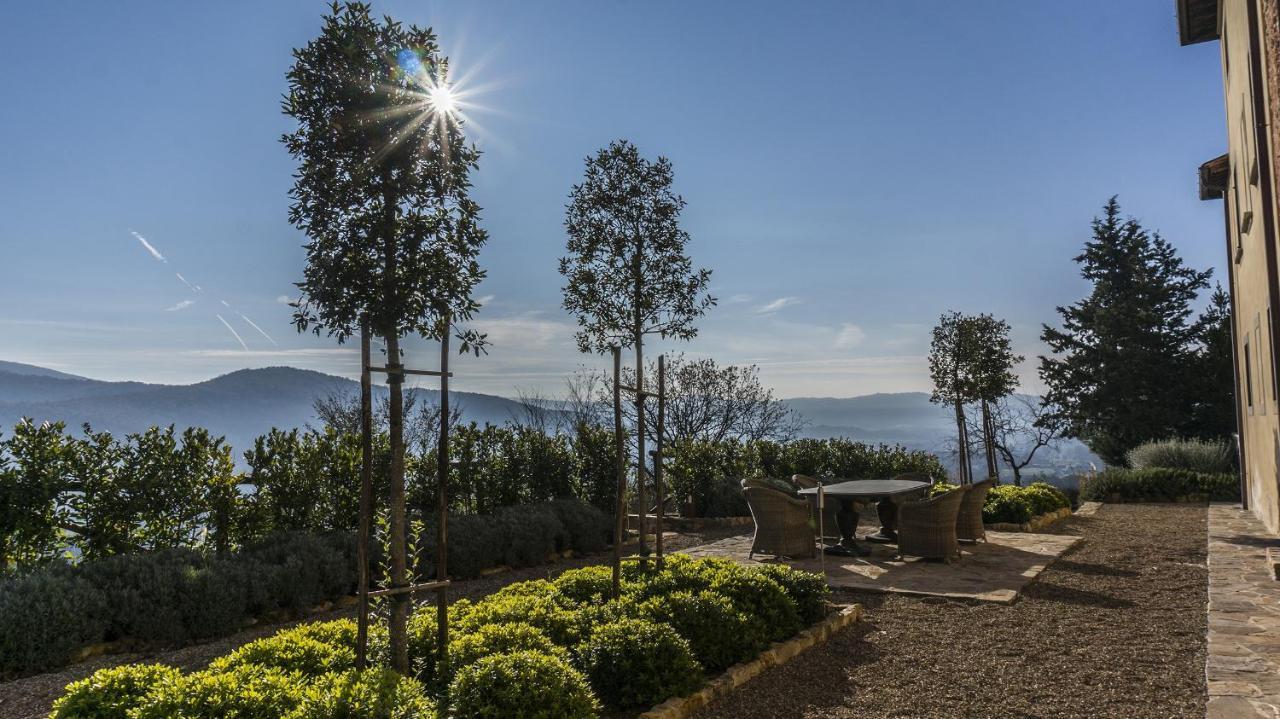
[635,334,646,556]
[953,400,969,484]
[435,321,450,682]
[981,400,998,480]
[381,172,409,674]
[611,347,625,597]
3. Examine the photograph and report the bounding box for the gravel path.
[0,528,735,719]
[693,503,1208,719]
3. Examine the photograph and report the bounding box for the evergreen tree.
[283,1,487,672]
[970,315,1023,481]
[929,311,981,483]
[1039,197,1210,466]
[1189,284,1237,439]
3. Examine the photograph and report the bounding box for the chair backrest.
[892,471,934,486]
[741,477,799,496]
[962,478,995,509]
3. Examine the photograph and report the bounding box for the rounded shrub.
[279,618,358,648]
[130,665,304,719]
[284,668,436,719]
[577,618,703,710]
[454,593,581,646]
[448,623,567,679]
[749,564,830,626]
[50,663,179,719]
[983,485,1034,524]
[708,569,800,643]
[207,633,355,677]
[1127,437,1236,474]
[637,590,762,673]
[0,567,106,676]
[551,566,617,605]
[1022,482,1070,516]
[450,650,599,719]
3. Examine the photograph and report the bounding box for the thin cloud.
[835,323,866,349]
[727,294,752,304]
[276,294,295,305]
[165,300,196,312]
[755,297,801,314]
[175,273,196,291]
[130,231,166,263]
[215,314,249,351]
[476,294,495,306]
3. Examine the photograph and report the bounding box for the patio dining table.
[798,479,930,556]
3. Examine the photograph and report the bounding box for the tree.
[1189,284,1237,439]
[1039,197,1211,466]
[560,139,714,561]
[969,315,1023,480]
[620,355,804,446]
[964,396,1063,486]
[284,1,487,672]
[929,311,982,483]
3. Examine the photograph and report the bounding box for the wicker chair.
[956,478,994,543]
[792,474,841,540]
[895,485,968,562]
[741,480,816,559]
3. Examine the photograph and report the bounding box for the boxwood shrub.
[576,618,703,710]
[450,650,598,719]
[129,665,305,719]
[636,591,761,673]
[932,481,1070,525]
[285,668,436,719]
[49,663,180,719]
[1080,467,1239,502]
[207,633,356,676]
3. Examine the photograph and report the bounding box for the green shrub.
[447,623,567,680]
[637,591,761,673]
[750,564,829,625]
[552,566,618,605]
[983,485,1034,524]
[207,634,355,676]
[0,567,106,677]
[577,618,703,710]
[239,532,353,612]
[709,568,800,643]
[1081,467,1240,502]
[1127,437,1237,474]
[450,650,599,719]
[1022,482,1070,516]
[542,498,611,554]
[79,549,206,643]
[494,505,562,568]
[130,665,304,719]
[284,668,436,719]
[453,592,581,646]
[50,663,178,719]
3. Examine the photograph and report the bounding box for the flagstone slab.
[680,530,1082,604]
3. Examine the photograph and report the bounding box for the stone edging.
[986,506,1073,533]
[638,603,864,719]
[1074,501,1103,517]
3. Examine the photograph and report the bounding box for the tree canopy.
[1039,197,1213,466]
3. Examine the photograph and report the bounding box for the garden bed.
[38,555,835,718]
[986,506,1074,532]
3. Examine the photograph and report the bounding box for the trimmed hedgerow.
[0,566,106,677]
[450,650,598,719]
[129,665,305,719]
[49,663,180,719]
[1080,467,1239,502]
[576,618,703,710]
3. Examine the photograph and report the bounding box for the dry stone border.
[986,505,1074,532]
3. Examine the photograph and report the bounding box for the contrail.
[130,231,166,263]
[237,312,278,347]
[175,273,198,291]
[165,300,195,312]
[215,314,249,351]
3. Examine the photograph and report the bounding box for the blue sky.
[0,1,1228,398]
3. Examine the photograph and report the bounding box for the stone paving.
[1207,503,1280,719]
[680,530,1081,604]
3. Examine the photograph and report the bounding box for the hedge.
[931,481,1071,525]
[1126,438,1237,475]
[1080,467,1239,503]
[51,555,831,717]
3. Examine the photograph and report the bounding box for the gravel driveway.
[693,503,1208,719]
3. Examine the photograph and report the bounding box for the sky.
[0,1,1230,399]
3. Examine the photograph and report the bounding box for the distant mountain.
[785,392,955,447]
[0,363,531,457]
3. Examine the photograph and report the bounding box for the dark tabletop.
[797,479,930,498]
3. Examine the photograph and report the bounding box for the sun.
[427,84,457,116]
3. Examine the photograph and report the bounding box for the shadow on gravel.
[1051,559,1139,578]
[1025,582,1136,608]
[1217,533,1280,548]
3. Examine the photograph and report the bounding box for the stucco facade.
[1181,0,1280,532]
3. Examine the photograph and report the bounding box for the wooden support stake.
[611,346,625,598]
[356,322,373,669]
[368,365,453,378]
[368,579,451,598]
[655,354,665,568]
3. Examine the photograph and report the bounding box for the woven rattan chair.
[792,474,841,540]
[741,480,816,559]
[956,478,994,543]
[895,485,968,562]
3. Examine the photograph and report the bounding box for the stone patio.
[1207,503,1280,719]
[681,530,1082,604]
